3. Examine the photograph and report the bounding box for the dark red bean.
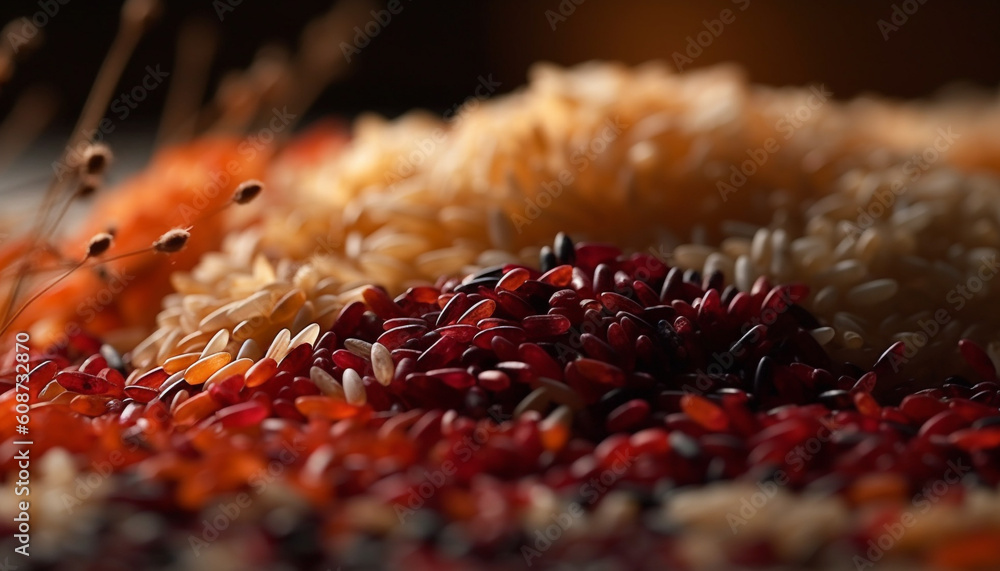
[383,318,428,330]
[436,293,470,327]
[123,385,158,403]
[522,314,571,338]
[567,358,626,387]
[518,343,563,381]
[496,291,534,320]
[540,264,573,286]
[437,324,479,343]
[918,410,969,440]
[332,349,367,371]
[56,371,112,395]
[600,292,644,315]
[428,368,475,389]
[362,286,405,319]
[217,400,270,429]
[329,302,363,340]
[458,299,496,325]
[278,343,313,375]
[80,354,109,375]
[575,243,621,269]
[478,370,511,392]
[473,326,528,350]
[418,335,463,370]
[377,324,429,350]
[606,399,650,433]
[496,361,535,384]
[959,338,998,382]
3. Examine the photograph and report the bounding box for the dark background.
[0,0,995,140]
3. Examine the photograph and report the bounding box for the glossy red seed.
[405,286,440,304]
[418,335,462,370]
[899,394,947,423]
[959,339,998,381]
[477,317,517,329]
[539,264,573,286]
[631,280,660,307]
[332,349,368,371]
[272,398,306,421]
[436,293,470,326]
[580,333,616,364]
[950,398,996,422]
[950,428,1000,451]
[490,335,519,362]
[496,361,535,384]
[458,299,496,325]
[362,286,405,319]
[496,267,531,291]
[575,243,621,268]
[436,324,479,343]
[316,331,338,352]
[428,368,475,389]
[477,370,511,391]
[606,322,632,352]
[606,399,650,433]
[377,324,428,350]
[496,290,534,320]
[517,343,563,380]
[278,343,313,375]
[568,358,626,387]
[629,428,670,455]
[599,292,644,315]
[123,385,158,403]
[382,317,428,330]
[217,400,270,428]
[133,367,168,389]
[522,314,571,338]
[80,354,109,375]
[851,371,878,395]
[99,367,126,390]
[473,326,528,350]
[56,371,112,395]
[918,411,969,439]
[208,375,244,407]
[853,392,881,418]
[332,301,367,340]
[680,394,729,431]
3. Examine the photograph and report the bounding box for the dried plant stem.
[156,18,218,147]
[2,0,158,326]
[0,259,84,335]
